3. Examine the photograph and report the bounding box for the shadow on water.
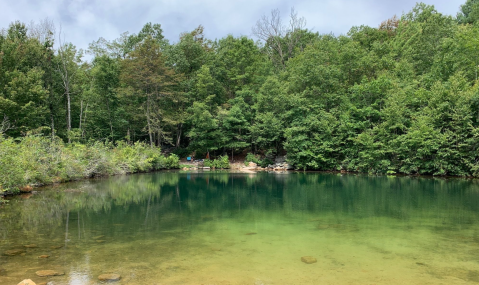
[0,171,479,284]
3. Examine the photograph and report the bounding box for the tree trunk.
[146,94,153,147]
[67,86,71,143]
[176,123,182,148]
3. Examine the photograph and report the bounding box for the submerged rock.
[4,249,26,256]
[301,256,317,264]
[35,270,65,277]
[245,232,257,235]
[17,279,36,285]
[38,255,50,258]
[98,273,121,281]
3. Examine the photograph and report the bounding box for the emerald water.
[1,171,479,284]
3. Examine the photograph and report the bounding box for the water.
[1,171,479,285]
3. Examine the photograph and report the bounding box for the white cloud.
[0,0,466,57]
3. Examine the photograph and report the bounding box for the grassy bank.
[0,135,179,195]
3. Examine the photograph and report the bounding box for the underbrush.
[204,155,230,169]
[244,153,273,167]
[0,135,179,193]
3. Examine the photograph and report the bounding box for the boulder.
[35,270,65,277]
[98,273,121,281]
[17,280,36,285]
[248,162,257,168]
[301,256,317,264]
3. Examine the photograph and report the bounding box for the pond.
[1,171,479,284]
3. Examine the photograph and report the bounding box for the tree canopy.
[2,2,479,176]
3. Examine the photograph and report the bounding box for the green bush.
[245,153,261,166]
[0,135,179,192]
[204,155,230,169]
[244,153,272,167]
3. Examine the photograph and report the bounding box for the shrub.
[204,155,230,169]
[0,135,179,192]
[245,153,262,166]
[244,153,272,167]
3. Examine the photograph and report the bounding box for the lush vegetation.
[2,1,479,184]
[0,135,179,193]
[204,155,230,169]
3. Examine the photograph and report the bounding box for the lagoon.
[1,171,479,284]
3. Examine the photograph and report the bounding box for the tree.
[457,0,479,24]
[120,36,178,147]
[56,33,81,143]
[252,8,307,69]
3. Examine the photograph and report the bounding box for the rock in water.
[35,270,65,277]
[301,256,317,264]
[17,280,36,285]
[4,249,26,256]
[38,255,50,258]
[98,273,121,281]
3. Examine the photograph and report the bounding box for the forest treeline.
[2,1,479,177]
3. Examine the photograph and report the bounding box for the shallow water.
[1,171,479,285]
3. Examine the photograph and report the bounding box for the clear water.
[1,171,479,285]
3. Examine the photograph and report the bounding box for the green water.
[1,171,479,285]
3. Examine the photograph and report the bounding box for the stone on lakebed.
[4,249,26,256]
[98,273,121,281]
[301,256,317,264]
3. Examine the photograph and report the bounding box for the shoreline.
[2,166,476,200]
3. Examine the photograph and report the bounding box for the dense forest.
[2,0,479,184]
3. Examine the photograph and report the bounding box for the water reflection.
[1,172,479,284]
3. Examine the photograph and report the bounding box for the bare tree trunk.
[79,100,83,131]
[106,99,113,139]
[146,94,153,147]
[67,85,71,143]
[176,123,182,148]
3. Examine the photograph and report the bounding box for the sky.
[0,0,466,53]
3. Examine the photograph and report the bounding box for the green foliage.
[2,2,479,179]
[0,135,178,192]
[245,153,262,166]
[204,155,230,169]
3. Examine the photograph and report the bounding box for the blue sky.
[0,0,466,53]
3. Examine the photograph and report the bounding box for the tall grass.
[0,135,179,194]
